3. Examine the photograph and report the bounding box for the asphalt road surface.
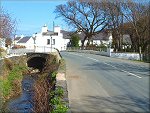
[60,51,150,113]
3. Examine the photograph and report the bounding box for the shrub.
[12,45,26,49]
[4,58,13,70]
[70,34,79,47]
[50,86,68,113]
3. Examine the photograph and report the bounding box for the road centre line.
[68,53,83,57]
[86,57,142,79]
[68,53,142,79]
[87,57,99,62]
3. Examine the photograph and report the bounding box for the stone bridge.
[26,52,61,71]
[27,53,49,71]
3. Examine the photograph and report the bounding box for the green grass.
[0,65,28,99]
[50,85,68,113]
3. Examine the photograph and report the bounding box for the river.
[6,74,37,113]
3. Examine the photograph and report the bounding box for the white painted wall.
[34,26,69,51]
[17,38,34,49]
[111,53,141,60]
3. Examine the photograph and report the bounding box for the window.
[47,39,50,45]
[52,39,55,45]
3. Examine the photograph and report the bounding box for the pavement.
[60,51,150,113]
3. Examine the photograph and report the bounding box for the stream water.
[6,74,37,113]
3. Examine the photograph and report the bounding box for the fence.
[7,46,57,55]
[66,47,143,61]
[66,47,112,57]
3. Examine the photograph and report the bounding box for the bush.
[50,86,68,113]
[12,45,26,49]
[4,58,13,70]
[70,34,79,47]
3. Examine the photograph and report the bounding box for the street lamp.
[51,36,52,52]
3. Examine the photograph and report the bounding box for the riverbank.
[0,56,28,112]
[0,53,68,113]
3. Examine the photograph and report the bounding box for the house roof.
[14,37,21,41]
[61,30,109,41]
[42,30,58,36]
[17,36,31,43]
[123,34,132,45]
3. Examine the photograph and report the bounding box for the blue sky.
[1,0,149,36]
[1,0,68,36]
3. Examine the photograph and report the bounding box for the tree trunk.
[81,36,87,49]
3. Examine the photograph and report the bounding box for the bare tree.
[54,0,109,47]
[102,0,124,51]
[0,7,17,40]
[122,0,149,60]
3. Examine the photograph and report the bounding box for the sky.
[1,0,68,36]
[1,0,149,37]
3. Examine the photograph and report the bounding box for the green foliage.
[51,103,68,113]
[50,96,61,105]
[2,79,11,96]
[55,87,64,97]
[50,86,68,113]
[50,96,68,113]
[50,87,64,98]
[1,65,28,98]
[70,34,79,47]
[51,71,57,80]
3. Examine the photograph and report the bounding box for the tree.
[0,7,17,40]
[70,34,79,47]
[102,0,124,51]
[54,0,109,47]
[122,0,149,60]
[5,37,12,47]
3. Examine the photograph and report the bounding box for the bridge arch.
[27,53,49,71]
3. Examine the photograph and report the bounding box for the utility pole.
[53,21,55,32]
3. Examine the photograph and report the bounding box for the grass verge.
[0,58,28,111]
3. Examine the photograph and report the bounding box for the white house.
[13,35,24,45]
[14,25,113,52]
[62,30,113,47]
[16,36,34,49]
[32,25,70,51]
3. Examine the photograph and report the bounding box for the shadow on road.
[82,62,149,77]
[70,94,150,112]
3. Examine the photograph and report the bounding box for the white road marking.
[103,62,142,78]
[87,57,142,79]
[67,53,142,79]
[121,70,142,78]
[87,57,99,62]
[68,53,82,57]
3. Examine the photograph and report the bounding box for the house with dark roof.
[14,25,113,51]
[32,25,70,51]
[16,36,34,49]
[61,30,112,47]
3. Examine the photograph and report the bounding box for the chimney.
[54,26,60,34]
[42,24,48,33]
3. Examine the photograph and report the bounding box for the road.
[60,52,150,113]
